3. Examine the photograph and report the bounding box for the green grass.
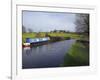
[48,32,81,39]
[62,42,89,66]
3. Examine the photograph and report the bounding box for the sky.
[22,11,76,32]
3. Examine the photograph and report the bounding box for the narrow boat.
[23,37,50,47]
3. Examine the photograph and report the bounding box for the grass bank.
[62,41,89,66]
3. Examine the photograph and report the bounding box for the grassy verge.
[62,41,89,66]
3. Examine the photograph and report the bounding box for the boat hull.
[30,40,49,46]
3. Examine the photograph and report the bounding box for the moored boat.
[26,37,50,43]
[23,37,50,47]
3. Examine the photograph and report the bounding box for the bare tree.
[75,14,89,34]
[22,25,26,33]
[28,28,33,33]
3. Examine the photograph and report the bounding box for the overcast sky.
[22,11,76,32]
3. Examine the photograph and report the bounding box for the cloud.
[22,11,76,32]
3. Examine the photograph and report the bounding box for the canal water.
[22,39,75,69]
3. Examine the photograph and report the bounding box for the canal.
[22,39,76,69]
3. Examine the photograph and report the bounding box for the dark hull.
[30,41,49,47]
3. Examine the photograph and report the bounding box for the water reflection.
[22,39,76,69]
